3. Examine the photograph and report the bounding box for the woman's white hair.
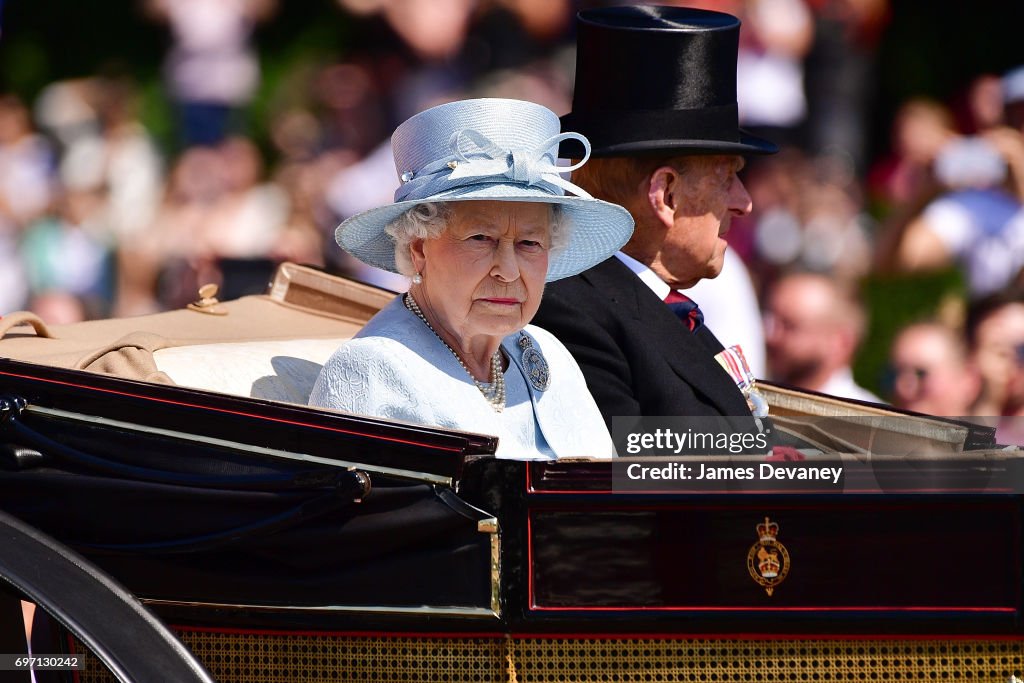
[384,201,568,278]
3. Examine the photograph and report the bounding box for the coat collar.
[502,327,614,457]
[581,258,751,417]
[368,298,611,457]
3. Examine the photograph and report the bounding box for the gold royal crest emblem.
[747,516,790,596]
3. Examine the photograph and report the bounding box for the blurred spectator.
[337,0,572,70]
[678,0,813,147]
[198,136,288,261]
[0,94,54,230]
[124,145,225,314]
[966,286,1024,445]
[467,0,574,74]
[866,98,957,211]
[19,185,114,318]
[802,0,889,171]
[57,75,165,242]
[997,371,1024,446]
[764,271,880,401]
[471,56,572,116]
[0,93,53,315]
[314,61,392,159]
[269,184,324,269]
[191,137,290,299]
[265,97,362,265]
[267,110,327,268]
[885,321,980,416]
[956,73,1006,135]
[735,0,815,149]
[0,236,27,316]
[135,139,290,307]
[35,75,166,316]
[324,140,409,291]
[145,0,277,146]
[314,50,465,288]
[33,78,99,151]
[1004,64,1024,134]
[984,125,1024,202]
[749,149,873,283]
[316,59,408,242]
[877,134,1024,299]
[337,0,476,62]
[29,291,88,326]
[995,349,1024,446]
[332,1,474,135]
[966,290,1024,418]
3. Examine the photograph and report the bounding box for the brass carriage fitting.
[187,284,228,316]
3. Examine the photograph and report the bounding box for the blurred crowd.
[1,0,1024,435]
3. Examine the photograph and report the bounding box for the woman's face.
[411,200,552,345]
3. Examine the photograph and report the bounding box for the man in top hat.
[533,5,777,427]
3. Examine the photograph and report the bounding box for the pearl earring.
[412,272,423,285]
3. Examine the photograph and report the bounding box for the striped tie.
[664,291,704,332]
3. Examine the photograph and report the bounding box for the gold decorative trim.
[140,599,500,618]
[478,516,502,617]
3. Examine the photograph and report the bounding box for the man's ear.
[647,166,680,229]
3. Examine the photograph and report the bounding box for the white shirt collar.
[614,251,671,300]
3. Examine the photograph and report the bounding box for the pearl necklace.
[404,294,506,412]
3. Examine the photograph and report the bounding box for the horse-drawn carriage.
[0,264,1021,682]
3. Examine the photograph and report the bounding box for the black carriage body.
[2,353,1024,680]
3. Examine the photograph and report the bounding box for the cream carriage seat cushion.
[153,339,347,404]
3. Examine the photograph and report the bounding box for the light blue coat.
[309,298,614,460]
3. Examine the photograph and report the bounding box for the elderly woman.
[309,98,633,459]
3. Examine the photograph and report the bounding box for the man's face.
[972,303,1024,407]
[888,326,973,416]
[764,276,836,386]
[651,155,752,289]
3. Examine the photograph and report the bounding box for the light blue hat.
[335,98,634,282]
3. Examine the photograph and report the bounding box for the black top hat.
[560,5,777,159]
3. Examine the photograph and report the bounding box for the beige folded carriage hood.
[0,263,395,384]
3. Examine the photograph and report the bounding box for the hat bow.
[394,129,593,202]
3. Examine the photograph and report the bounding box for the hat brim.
[335,183,634,283]
[558,112,778,159]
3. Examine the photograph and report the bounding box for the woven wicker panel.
[73,634,1024,682]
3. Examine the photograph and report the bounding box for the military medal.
[714,345,769,418]
[746,517,790,596]
[518,333,550,391]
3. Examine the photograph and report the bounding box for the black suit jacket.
[533,257,756,431]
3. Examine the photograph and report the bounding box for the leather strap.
[0,312,54,340]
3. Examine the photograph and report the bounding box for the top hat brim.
[558,113,778,159]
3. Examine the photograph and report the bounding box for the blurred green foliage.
[856,268,966,401]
